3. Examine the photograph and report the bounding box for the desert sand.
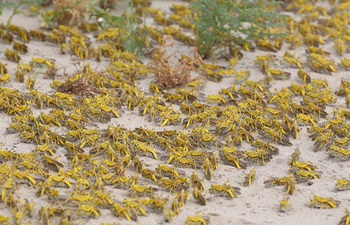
[0,0,349,225]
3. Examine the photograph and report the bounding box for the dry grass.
[52,0,119,26]
[57,75,98,97]
[53,0,92,26]
[150,36,203,89]
[99,0,119,9]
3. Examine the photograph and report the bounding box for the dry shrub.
[99,0,118,9]
[57,76,98,97]
[151,35,203,89]
[53,0,92,26]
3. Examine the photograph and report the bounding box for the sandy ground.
[0,0,349,225]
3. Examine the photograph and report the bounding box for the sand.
[0,0,349,225]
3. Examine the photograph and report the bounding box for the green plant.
[89,0,149,55]
[89,4,123,30]
[1,0,42,32]
[0,0,15,16]
[41,8,57,29]
[191,0,288,58]
[121,0,149,55]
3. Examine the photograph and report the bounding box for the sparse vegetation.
[191,0,288,58]
[99,0,118,10]
[0,0,43,33]
[93,0,149,55]
[90,0,149,55]
[51,0,92,26]
[0,0,15,16]
[151,36,197,89]
[0,1,348,224]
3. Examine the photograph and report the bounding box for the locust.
[283,52,302,69]
[334,179,350,192]
[158,177,190,192]
[76,205,100,218]
[245,150,272,165]
[132,140,158,159]
[308,196,340,209]
[221,152,247,169]
[202,158,213,180]
[5,49,21,63]
[338,209,350,225]
[29,29,47,41]
[141,168,158,183]
[256,39,280,52]
[0,73,10,84]
[192,187,206,205]
[129,185,156,197]
[290,169,321,183]
[264,174,297,195]
[340,58,350,71]
[289,148,301,165]
[123,198,147,216]
[191,172,205,192]
[334,38,345,56]
[0,61,8,75]
[111,203,134,221]
[243,168,256,187]
[13,41,28,54]
[298,69,311,83]
[0,216,10,225]
[255,54,277,71]
[209,183,241,199]
[264,67,291,80]
[156,164,181,178]
[185,215,210,225]
[0,29,14,43]
[291,161,317,172]
[306,46,330,55]
[279,196,291,212]
[175,190,189,208]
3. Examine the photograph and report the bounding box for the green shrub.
[89,0,149,55]
[191,0,288,58]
